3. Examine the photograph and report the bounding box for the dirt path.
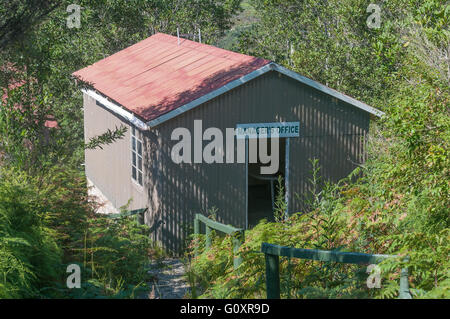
[145,259,190,299]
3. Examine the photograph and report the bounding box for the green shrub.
[0,166,154,298]
[0,168,62,298]
[187,7,449,299]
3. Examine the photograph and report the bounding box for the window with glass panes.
[131,126,143,186]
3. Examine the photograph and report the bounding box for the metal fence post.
[233,230,245,270]
[398,256,412,299]
[205,225,212,250]
[194,215,200,257]
[265,253,280,299]
[136,210,145,225]
[399,267,412,299]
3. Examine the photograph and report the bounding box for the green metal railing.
[106,208,147,225]
[261,242,412,299]
[194,214,245,270]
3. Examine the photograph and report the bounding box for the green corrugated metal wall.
[146,71,370,253]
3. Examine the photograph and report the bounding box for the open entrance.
[247,138,287,228]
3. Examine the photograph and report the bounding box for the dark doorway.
[247,138,286,228]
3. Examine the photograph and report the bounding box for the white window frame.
[131,126,144,186]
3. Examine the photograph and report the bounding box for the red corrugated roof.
[73,33,271,122]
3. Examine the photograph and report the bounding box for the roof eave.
[82,89,150,131]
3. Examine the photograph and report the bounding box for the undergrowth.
[186,156,449,299]
[0,166,156,298]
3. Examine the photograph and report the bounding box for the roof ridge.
[152,32,270,63]
[72,33,382,125]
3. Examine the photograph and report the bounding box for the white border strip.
[82,89,149,131]
[146,62,384,128]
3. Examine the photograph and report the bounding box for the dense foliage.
[0,0,448,299]
[0,165,155,298]
[187,0,449,299]
[0,0,240,298]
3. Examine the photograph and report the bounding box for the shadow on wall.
[141,63,369,254]
[137,58,269,121]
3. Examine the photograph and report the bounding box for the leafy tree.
[0,0,242,298]
[1,0,242,170]
[188,0,449,299]
[234,0,445,107]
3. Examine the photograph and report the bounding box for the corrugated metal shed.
[78,33,384,253]
[73,33,270,121]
